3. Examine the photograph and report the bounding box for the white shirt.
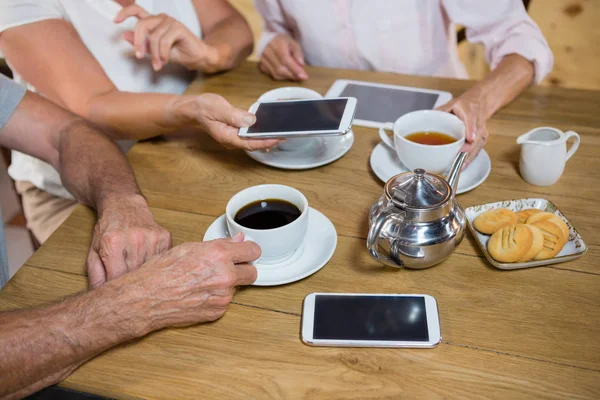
[255,0,553,83]
[0,0,202,199]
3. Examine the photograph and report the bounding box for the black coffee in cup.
[234,199,301,230]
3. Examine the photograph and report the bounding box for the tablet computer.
[238,97,357,139]
[325,79,452,128]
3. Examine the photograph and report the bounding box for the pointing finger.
[114,4,151,23]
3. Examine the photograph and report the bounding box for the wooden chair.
[457,0,531,43]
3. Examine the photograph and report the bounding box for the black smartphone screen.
[247,99,348,133]
[313,295,429,341]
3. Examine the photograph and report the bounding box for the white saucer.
[369,142,491,194]
[245,130,354,170]
[202,208,337,286]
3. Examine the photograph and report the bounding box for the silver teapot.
[367,152,468,269]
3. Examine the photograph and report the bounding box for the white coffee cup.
[379,110,466,174]
[257,87,323,151]
[517,127,580,186]
[226,184,309,265]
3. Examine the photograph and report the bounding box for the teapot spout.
[446,152,468,196]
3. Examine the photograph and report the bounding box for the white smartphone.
[301,293,441,348]
[325,79,452,128]
[238,97,357,139]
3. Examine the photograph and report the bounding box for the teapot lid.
[384,169,450,209]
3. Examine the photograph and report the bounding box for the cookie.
[487,224,533,263]
[518,225,544,262]
[531,220,565,260]
[474,208,518,235]
[526,212,569,243]
[516,209,542,224]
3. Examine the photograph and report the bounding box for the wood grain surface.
[1,62,599,399]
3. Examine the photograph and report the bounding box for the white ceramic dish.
[370,142,491,194]
[246,130,354,170]
[203,207,337,285]
[465,198,587,270]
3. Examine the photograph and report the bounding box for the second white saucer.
[369,142,491,194]
[245,130,354,170]
[203,208,337,286]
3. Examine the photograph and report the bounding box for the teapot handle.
[367,213,403,268]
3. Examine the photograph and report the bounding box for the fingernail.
[153,61,160,71]
[136,51,143,58]
[472,131,477,140]
[299,72,308,80]
[242,114,256,126]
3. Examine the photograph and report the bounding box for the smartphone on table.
[301,293,441,348]
[238,97,357,139]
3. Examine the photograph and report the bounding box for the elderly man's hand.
[126,233,259,328]
[437,92,489,169]
[86,195,172,288]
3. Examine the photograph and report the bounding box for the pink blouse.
[255,0,553,83]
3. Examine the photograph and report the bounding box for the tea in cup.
[257,87,323,151]
[517,127,580,186]
[226,184,309,264]
[379,110,465,173]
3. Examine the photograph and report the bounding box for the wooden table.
[2,62,599,399]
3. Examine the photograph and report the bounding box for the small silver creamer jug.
[367,152,468,269]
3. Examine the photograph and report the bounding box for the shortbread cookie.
[526,212,569,243]
[518,225,544,262]
[516,209,542,224]
[487,224,533,263]
[531,220,565,260]
[474,208,518,235]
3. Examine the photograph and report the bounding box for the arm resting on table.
[0,279,151,400]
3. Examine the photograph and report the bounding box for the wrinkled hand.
[114,4,221,73]
[259,34,308,81]
[170,93,281,151]
[131,233,259,328]
[437,93,489,169]
[86,195,172,288]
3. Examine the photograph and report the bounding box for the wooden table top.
[2,62,599,399]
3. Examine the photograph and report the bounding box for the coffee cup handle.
[379,125,395,149]
[243,235,257,243]
[564,131,580,162]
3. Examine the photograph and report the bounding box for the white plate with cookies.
[465,198,587,270]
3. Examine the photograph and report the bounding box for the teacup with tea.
[226,184,309,264]
[379,110,465,173]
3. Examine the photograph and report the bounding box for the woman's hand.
[259,34,308,81]
[169,93,281,151]
[437,92,489,169]
[114,4,221,73]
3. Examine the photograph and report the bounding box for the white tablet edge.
[325,79,453,128]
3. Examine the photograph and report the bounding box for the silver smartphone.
[301,293,442,348]
[238,97,357,139]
